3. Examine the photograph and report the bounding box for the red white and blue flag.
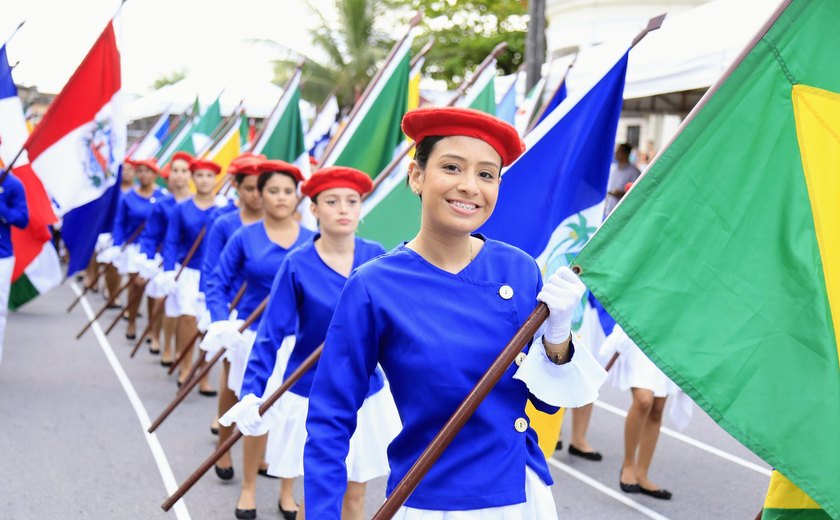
[24,20,125,276]
[0,44,61,309]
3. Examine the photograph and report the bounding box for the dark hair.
[414,136,445,169]
[235,173,247,185]
[618,143,633,155]
[258,170,300,193]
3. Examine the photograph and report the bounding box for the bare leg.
[636,396,667,490]
[237,434,268,511]
[84,259,99,290]
[216,361,236,469]
[571,403,596,452]
[342,481,366,520]
[125,275,142,337]
[279,477,298,512]
[176,316,196,385]
[104,265,121,304]
[162,315,176,364]
[622,387,654,485]
[149,297,162,353]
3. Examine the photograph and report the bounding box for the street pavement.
[0,283,771,519]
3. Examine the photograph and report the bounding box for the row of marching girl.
[205,159,315,518]
[152,158,227,394]
[219,166,401,520]
[298,107,608,519]
[96,158,164,340]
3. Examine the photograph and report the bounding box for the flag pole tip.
[491,41,509,57]
[648,13,667,31]
[409,11,423,27]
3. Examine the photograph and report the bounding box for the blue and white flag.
[480,41,629,334]
[131,109,170,159]
[495,73,519,125]
[305,95,339,162]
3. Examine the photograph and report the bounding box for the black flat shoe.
[146,338,152,344]
[278,502,298,520]
[199,389,218,397]
[640,486,672,500]
[234,508,256,520]
[149,348,161,355]
[211,426,219,435]
[569,443,602,461]
[177,380,184,389]
[214,465,234,480]
[620,468,640,493]
[160,360,173,367]
[125,333,137,340]
[106,303,121,310]
[258,468,278,479]
[555,441,563,451]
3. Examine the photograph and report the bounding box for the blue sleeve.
[205,231,244,322]
[303,273,381,519]
[240,257,299,399]
[162,204,181,271]
[111,195,128,246]
[0,177,29,229]
[139,203,162,258]
[201,218,227,291]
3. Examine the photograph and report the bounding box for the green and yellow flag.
[572,1,839,516]
[763,471,831,520]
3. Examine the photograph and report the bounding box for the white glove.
[200,320,246,360]
[138,257,160,280]
[95,233,113,252]
[96,245,121,264]
[537,266,587,344]
[214,194,230,208]
[154,270,178,296]
[197,310,212,333]
[599,325,631,359]
[219,393,267,436]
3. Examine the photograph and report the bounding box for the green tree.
[386,0,528,87]
[151,69,187,90]
[269,0,395,110]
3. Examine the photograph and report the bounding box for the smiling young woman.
[301,107,608,519]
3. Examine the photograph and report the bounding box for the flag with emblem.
[572,1,840,515]
[24,19,125,277]
[0,44,61,309]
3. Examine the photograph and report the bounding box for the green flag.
[321,35,412,179]
[463,60,497,115]
[572,1,840,515]
[253,68,307,167]
[239,112,249,149]
[164,96,222,160]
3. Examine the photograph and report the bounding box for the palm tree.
[268,0,394,110]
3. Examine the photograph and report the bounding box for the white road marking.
[73,283,191,520]
[593,400,772,477]
[548,457,673,520]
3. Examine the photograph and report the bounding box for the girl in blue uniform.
[157,158,223,393]
[205,160,312,501]
[302,107,608,519]
[139,152,193,360]
[222,166,400,520]
[99,158,163,340]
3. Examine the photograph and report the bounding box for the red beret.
[124,158,136,167]
[170,151,194,166]
[256,159,304,183]
[229,153,267,176]
[132,158,160,175]
[401,106,525,166]
[190,158,222,174]
[301,167,373,198]
[159,163,171,179]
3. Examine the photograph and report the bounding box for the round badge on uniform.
[499,285,513,300]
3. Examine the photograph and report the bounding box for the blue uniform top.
[112,188,164,247]
[206,221,315,329]
[138,194,179,259]
[162,199,218,271]
[200,211,244,294]
[0,173,29,258]
[240,235,385,401]
[303,237,562,517]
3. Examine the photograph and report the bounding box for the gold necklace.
[469,237,474,262]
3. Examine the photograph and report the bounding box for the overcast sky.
[1,0,339,95]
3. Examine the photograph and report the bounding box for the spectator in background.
[605,143,641,215]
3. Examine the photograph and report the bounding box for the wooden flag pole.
[318,12,423,167]
[129,226,207,357]
[161,342,323,512]
[525,53,577,135]
[365,41,507,196]
[148,297,267,433]
[74,222,148,337]
[167,282,248,376]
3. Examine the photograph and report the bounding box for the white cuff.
[513,335,608,408]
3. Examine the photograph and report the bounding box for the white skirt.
[264,384,400,482]
[394,466,558,520]
[164,266,205,318]
[115,244,143,275]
